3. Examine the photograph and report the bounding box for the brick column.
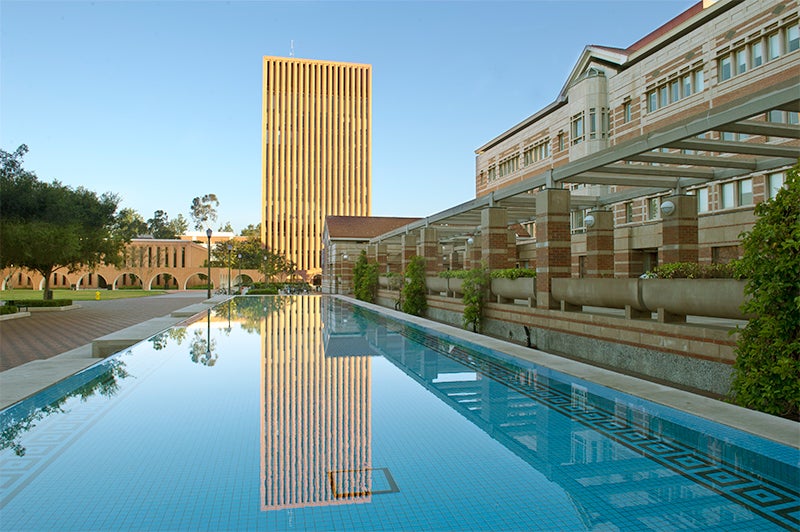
[660,194,698,264]
[465,236,481,269]
[585,209,614,277]
[401,233,417,272]
[535,188,571,309]
[419,227,441,275]
[481,207,514,270]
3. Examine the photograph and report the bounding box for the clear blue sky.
[1,0,696,234]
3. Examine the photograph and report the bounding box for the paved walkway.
[0,292,208,372]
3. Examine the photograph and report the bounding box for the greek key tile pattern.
[360,305,800,531]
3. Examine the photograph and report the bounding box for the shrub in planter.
[1,305,19,315]
[462,267,490,332]
[353,250,379,303]
[402,256,427,316]
[649,262,736,279]
[490,268,536,280]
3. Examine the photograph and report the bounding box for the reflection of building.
[262,57,372,279]
[260,296,372,510]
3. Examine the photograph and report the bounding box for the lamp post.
[206,228,212,298]
[238,253,242,294]
[340,253,348,294]
[227,243,233,295]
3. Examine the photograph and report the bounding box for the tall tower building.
[261,57,371,277]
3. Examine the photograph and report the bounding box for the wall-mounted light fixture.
[661,200,676,217]
[584,214,596,228]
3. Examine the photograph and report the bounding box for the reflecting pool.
[0,296,797,530]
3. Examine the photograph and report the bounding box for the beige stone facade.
[262,57,372,279]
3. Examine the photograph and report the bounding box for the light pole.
[340,253,348,294]
[238,253,242,293]
[263,255,268,283]
[227,243,233,295]
[206,228,212,298]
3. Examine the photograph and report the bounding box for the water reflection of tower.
[260,297,372,510]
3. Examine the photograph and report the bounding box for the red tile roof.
[325,216,422,239]
[625,1,704,53]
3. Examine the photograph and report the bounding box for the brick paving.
[0,292,207,372]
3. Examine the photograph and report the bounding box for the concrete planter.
[640,278,749,321]
[448,278,464,297]
[552,278,645,312]
[551,277,749,321]
[378,276,390,289]
[491,278,536,306]
[425,276,448,295]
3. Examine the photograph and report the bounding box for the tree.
[190,193,219,231]
[462,266,490,332]
[240,222,261,237]
[218,221,234,233]
[113,208,147,240]
[402,256,427,316]
[0,145,125,299]
[146,210,187,239]
[732,162,800,419]
[210,236,294,282]
[353,250,379,303]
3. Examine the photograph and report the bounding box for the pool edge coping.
[341,295,800,450]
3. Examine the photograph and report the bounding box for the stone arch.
[145,272,180,291]
[3,271,35,291]
[109,272,144,290]
[75,272,110,290]
[183,271,214,291]
[233,273,255,288]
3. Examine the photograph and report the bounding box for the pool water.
[0,296,797,531]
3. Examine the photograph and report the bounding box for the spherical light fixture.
[660,200,676,217]
[584,214,596,228]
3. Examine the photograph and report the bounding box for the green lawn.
[1,289,168,301]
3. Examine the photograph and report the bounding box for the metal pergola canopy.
[371,81,798,245]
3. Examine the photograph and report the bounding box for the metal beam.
[716,120,800,139]
[564,172,681,188]
[592,163,715,179]
[666,139,800,158]
[627,152,758,170]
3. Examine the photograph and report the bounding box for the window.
[682,74,692,98]
[659,86,668,108]
[718,55,732,81]
[558,133,565,151]
[498,156,518,178]
[523,139,550,166]
[735,48,747,74]
[571,113,584,145]
[768,172,784,199]
[768,32,780,60]
[647,90,657,112]
[589,108,597,139]
[698,187,709,213]
[648,197,660,220]
[738,178,753,206]
[647,66,703,113]
[721,182,735,209]
[625,202,633,223]
[788,25,800,52]
[623,102,631,123]
[694,69,704,92]
[487,166,496,182]
[751,41,764,67]
[669,80,679,103]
